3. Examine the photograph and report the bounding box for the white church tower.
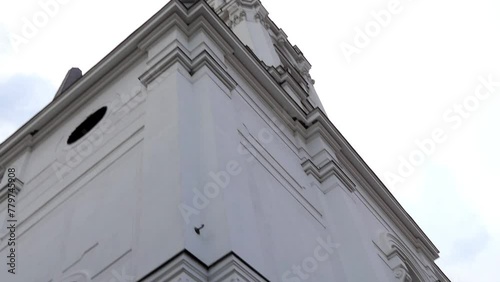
[0,0,449,281]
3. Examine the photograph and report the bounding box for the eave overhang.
[305,109,440,259]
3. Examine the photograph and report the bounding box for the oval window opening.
[67,107,107,145]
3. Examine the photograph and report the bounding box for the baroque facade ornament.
[374,231,442,282]
[394,266,412,282]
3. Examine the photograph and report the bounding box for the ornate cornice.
[138,47,237,92]
[208,253,269,281]
[295,109,441,260]
[140,250,268,282]
[140,251,207,282]
[302,158,356,192]
[374,231,446,282]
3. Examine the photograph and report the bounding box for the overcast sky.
[1,0,499,281]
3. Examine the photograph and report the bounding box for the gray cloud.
[400,164,492,271]
[0,74,55,142]
[450,226,491,263]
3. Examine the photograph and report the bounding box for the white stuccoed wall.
[0,1,448,282]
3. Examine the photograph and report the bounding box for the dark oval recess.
[67,107,107,145]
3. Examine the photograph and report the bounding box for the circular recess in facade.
[67,107,107,145]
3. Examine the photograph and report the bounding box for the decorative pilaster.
[296,119,356,193]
